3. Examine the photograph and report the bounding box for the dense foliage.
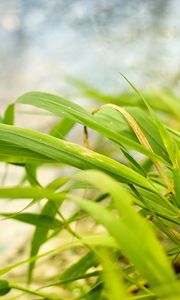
[0,79,179,299]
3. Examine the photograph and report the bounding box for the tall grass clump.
[0,78,179,299]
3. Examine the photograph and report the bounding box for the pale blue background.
[0,0,179,107]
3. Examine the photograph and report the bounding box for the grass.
[0,78,179,299]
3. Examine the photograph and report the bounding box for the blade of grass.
[70,170,176,288]
[49,118,75,139]
[16,92,171,166]
[3,104,15,125]
[119,73,180,170]
[0,123,155,190]
[0,235,117,276]
[99,249,130,300]
[60,251,98,282]
[0,212,63,229]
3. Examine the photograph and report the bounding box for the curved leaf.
[0,123,154,190]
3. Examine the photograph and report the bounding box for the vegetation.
[0,78,179,299]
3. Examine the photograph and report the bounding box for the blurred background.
[0,0,180,111]
[0,0,180,292]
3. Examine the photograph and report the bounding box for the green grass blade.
[120,73,180,169]
[3,104,15,125]
[70,170,176,288]
[28,177,70,283]
[0,123,154,190]
[0,235,117,276]
[49,118,75,139]
[99,249,129,300]
[67,77,180,118]
[16,92,171,166]
[0,186,65,200]
[173,169,180,209]
[60,251,98,282]
[0,141,53,164]
[0,212,63,229]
